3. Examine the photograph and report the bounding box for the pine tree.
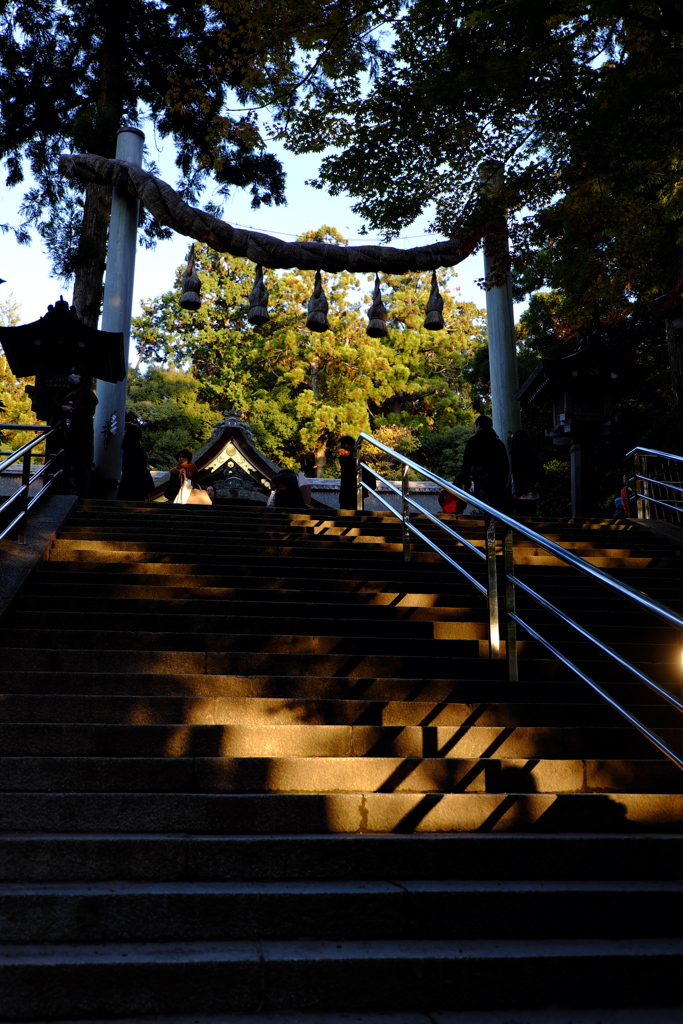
[0,292,39,451]
[132,235,485,472]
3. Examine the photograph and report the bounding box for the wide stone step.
[2,790,683,833]
[48,538,442,562]
[0,630,485,657]
[13,595,488,620]
[37,560,470,583]
[2,878,683,944]
[57,528,676,562]
[0,694,648,727]
[26,572,478,595]
[2,667,659,708]
[0,612,488,640]
[47,542,673,571]
[0,755,677,794]
[2,935,683,1017]
[3,832,683,882]
[4,611,676,648]
[0,722,663,758]
[1,648,515,677]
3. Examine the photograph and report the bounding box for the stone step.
[0,611,489,640]
[1,648,519,677]
[19,582,683,622]
[0,755,677,794]
[48,537,443,562]
[3,610,677,647]
[0,694,651,727]
[2,877,683,944]
[46,541,674,570]
[0,630,487,658]
[56,528,677,560]
[1,672,643,704]
[26,573,479,596]
[2,790,682,834]
[2,935,683,1018]
[37,560,472,583]
[13,596,489,620]
[13,1010,683,1024]
[0,722,664,758]
[9,592,664,622]
[4,832,683,883]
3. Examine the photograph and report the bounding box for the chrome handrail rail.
[358,431,683,770]
[0,425,63,543]
[627,446,683,522]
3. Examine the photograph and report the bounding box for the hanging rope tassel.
[423,270,445,330]
[179,244,201,310]
[247,264,270,326]
[306,270,330,332]
[366,274,388,338]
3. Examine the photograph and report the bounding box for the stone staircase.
[1,499,683,1020]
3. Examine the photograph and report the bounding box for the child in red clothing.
[437,473,468,515]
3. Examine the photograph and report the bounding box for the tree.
[0,292,38,452]
[281,2,683,406]
[0,0,392,326]
[132,235,485,472]
[126,366,221,469]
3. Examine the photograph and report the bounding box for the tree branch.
[59,152,479,273]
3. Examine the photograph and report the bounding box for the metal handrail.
[0,425,63,543]
[627,446,683,522]
[358,431,683,770]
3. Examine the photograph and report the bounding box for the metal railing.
[357,431,683,770]
[0,425,63,543]
[628,447,683,525]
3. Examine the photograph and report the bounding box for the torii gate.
[60,127,521,494]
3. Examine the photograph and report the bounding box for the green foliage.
[0,293,39,452]
[540,459,572,519]
[0,0,390,321]
[361,424,423,479]
[418,425,474,483]
[132,238,485,472]
[125,366,221,469]
[282,2,683,319]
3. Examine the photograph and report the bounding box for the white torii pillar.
[93,126,144,497]
[480,165,522,449]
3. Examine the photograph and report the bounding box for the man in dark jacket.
[461,415,510,513]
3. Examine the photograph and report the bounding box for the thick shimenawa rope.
[59,153,479,274]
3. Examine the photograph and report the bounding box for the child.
[438,473,468,515]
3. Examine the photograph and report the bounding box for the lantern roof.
[514,335,628,406]
[0,298,125,382]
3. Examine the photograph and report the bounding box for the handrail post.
[503,522,518,681]
[635,451,648,520]
[485,513,500,659]
[634,451,642,519]
[402,462,411,562]
[15,449,31,545]
[355,440,364,511]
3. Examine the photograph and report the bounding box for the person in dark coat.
[268,469,308,509]
[461,414,509,513]
[118,424,153,501]
[510,429,545,517]
[54,365,98,498]
[337,435,357,511]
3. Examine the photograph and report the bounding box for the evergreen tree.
[0,0,390,327]
[0,292,38,452]
[132,235,485,472]
[126,366,221,469]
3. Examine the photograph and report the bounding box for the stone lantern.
[0,299,126,493]
[0,297,125,421]
[515,334,627,517]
